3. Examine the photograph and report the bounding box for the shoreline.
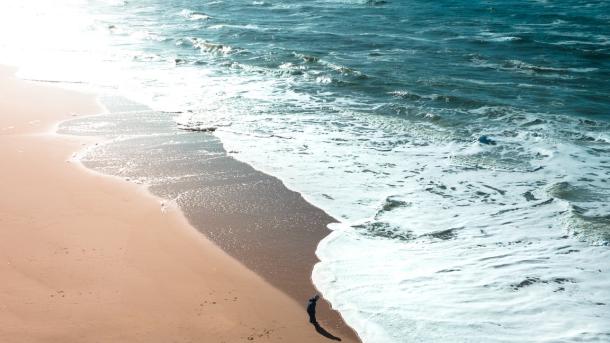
[56,89,360,340]
[0,65,359,342]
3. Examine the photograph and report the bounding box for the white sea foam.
[179,9,212,21]
[215,106,610,342]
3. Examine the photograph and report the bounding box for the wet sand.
[57,95,359,340]
[0,65,359,343]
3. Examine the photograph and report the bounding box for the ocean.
[1,0,609,342]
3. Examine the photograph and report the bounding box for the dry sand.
[0,65,358,343]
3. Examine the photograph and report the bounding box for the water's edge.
[57,93,361,342]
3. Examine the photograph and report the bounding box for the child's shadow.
[312,321,342,341]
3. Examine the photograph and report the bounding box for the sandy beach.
[0,65,358,342]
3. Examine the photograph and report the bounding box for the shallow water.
[1,0,609,342]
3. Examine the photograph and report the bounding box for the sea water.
[1,1,609,342]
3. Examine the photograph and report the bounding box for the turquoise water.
[1,0,609,342]
[99,0,610,118]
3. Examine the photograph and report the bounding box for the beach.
[0,65,358,342]
[2,1,610,341]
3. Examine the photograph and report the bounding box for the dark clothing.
[307,296,318,324]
